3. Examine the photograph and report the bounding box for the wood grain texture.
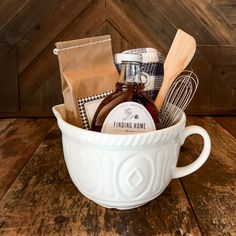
[179,116,236,235]
[19,0,106,105]
[0,0,236,116]
[194,45,236,115]
[210,66,236,114]
[0,124,202,235]
[21,70,63,114]
[113,0,175,52]
[179,0,236,44]
[0,0,27,32]
[107,22,129,54]
[185,51,211,115]
[0,0,27,60]
[0,118,55,200]
[0,118,16,133]
[149,0,219,45]
[214,0,236,28]
[212,116,236,138]
[0,47,18,112]
[107,0,165,54]
[0,111,57,117]
[0,0,60,61]
[0,116,235,235]
[199,45,236,67]
[18,0,93,73]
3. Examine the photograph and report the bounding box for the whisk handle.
[173,125,211,179]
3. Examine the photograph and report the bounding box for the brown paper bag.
[55,35,119,127]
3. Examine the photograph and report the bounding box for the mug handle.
[173,125,211,179]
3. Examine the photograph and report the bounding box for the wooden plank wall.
[0,0,235,117]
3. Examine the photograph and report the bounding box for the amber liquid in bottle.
[91,58,160,133]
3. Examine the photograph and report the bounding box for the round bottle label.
[101,102,156,134]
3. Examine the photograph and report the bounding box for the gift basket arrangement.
[52,29,211,209]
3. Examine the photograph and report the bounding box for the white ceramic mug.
[53,104,211,210]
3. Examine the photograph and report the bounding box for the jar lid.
[114,53,142,63]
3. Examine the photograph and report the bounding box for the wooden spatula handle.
[154,81,171,110]
[154,29,196,111]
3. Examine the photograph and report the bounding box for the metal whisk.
[160,70,199,128]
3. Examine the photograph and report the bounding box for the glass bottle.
[91,54,160,134]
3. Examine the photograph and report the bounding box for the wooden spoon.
[154,29,196,110]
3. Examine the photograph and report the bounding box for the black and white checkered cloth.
[78,90,113,130]
[114,48,164,100]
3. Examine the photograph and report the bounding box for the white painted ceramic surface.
[53,104,211,210]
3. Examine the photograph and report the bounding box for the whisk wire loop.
[160,70,199,128]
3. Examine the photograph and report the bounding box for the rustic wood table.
[0,116,235,235]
